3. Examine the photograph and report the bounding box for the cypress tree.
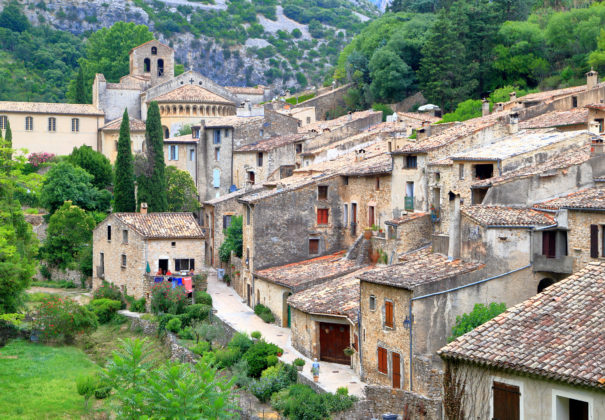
[74,67,87,104]
[138,101,167,212]
[113,110,136,212]
[4,119,11,161]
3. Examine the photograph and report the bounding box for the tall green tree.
[0,1,30,33]
[138,102,167,212]
[67,145,113,189]
[219,216,243,263]
[114,110,136,213]
[4,120,11,150]
[368,47,415,102]
[74,67,87,104]
[165,166,201,213]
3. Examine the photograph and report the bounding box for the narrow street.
[206,271,367,397]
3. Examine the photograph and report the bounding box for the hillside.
[0,0,379,102]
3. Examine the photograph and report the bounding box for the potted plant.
[293,358,305,371]
[276,347,283,357]
[363,228,372,240]
[343,347,355,357]
[312,364,319,382]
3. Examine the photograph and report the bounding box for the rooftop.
[396,111,441,123]
[164,134,198,143]
[110,212,204,239]
[203,184,266,205]
[202,115,263,128]
[462,206,554,227]
[0,101,104,116]
[100,116,146,132]
[439,262,605,390]
[519,108,588,129]
[534,187,605,210]
[152,84,234,105]
[299,110,381,134]
[235,133,306,152]
[225,86,265,95]
[385,212,428,226]
[513,84,587,104]
[358,247,483,290]
[254,251,360,291]
[585,103,605,110]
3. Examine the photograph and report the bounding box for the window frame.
[317,208,329,225]
[213,130,221,145]
[122,229,128,244]
[405,155,417,169]
[71,118,79,133]
[384,300,394,328]
[317,185,328,200]
[257,152,263,167]
[121,254,127,268]
[309,238,319,255]
[490,377,523,420]
[48,117,56,132]
[369,295,376,311]
[551,388,593,420]
[459,163,465,180]
[377,347,388,374]
[174,258,195,271]
[107,225,112,241]
[0,115,7,130]
[25,116,33,131]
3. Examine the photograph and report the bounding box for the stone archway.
[537,278,555,293]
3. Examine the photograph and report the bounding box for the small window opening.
[309,238,319,254]
[474,164,493,180]
[318,185,328,200]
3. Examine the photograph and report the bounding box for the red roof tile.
[462,206,554,227]
[534,188,605,210]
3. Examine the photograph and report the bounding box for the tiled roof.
[519,108,588,129]
[385,212,428,226]
[152,84,234,105]
[299,110,381,134]
[0,101,104,116]
[472,144,591,188]
[396,112,441,123]
[111,212,204,239]
[203,184,266,205]
[462,206,554,227]
[358,247,483,290]
[203,116,263,128]
[254,251,360,290]
[164,134,198,143]
[225,86,265,95]
[130,39,173,53]
[586,103,605,110]
[235,133,306,152]
[514,84,587,103]
[101,117,146,132]
[339,153,392,176]
[534,188,605,210]
[287,267,373,323]
[439,262,605,390]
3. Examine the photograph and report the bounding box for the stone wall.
[253,277,290,326]
[293,84,352,121]
[391,91,427,113]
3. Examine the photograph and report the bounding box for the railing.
[404,197,414,211]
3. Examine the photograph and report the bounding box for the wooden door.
[369,206,375,226]
[351,203,357,224]
[246,284,251,307]
[319,322,350,364]
[392,352,401,389]
[492,381,520,420]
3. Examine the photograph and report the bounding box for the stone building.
[92,208,205,300]
[163,132,199,185]
[99,116,146,163]
[438,262,605,420]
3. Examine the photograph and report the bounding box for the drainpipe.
[231,128,234,189]
[408,300,413,391]
[357,308,364,379]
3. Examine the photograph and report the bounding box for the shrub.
[260,311,275,324]
[131,297,146,313]
[40,264,52,280]
[254,303,269,316]
[93,282,124,305]
[266,355,278,367]
[185,303,212,321]
[88,299,122,324]
[178,326,194,340]
[194,290,212,306]
[448,302,506,342]
[228,332,253,354]
[166,317,182,333]
[243,340,281,378]
[270,383,356,419]
[150,283,188,314]
[214,347,241,368]
[190,340,210,356]
[94,386,111,400]
[232,358,252,388]
[192,320,224,347]
[293,358,305,367]
[251,331,262,339]
[76,374,98,408]
[33,295,98,343]
[251,363,297,403]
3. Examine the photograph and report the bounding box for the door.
[368,206,375,226]
[392,352,401,389]
[319,322,350,364]
[159,259,168,273]
[246,284,251,307]
[492,381,520,420]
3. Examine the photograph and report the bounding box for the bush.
[243,340,281,378]
[214,347,241,368]
[270,383,357,419]
[185,304,212,321]
[190,340,210,356]
[76,374,98,408]
[254,303,269,316]
[94,386,111,400]
[157,313,177,332]
[178,326,194,340]
[166,317,182,333]
[88,299,122,324]
[228,332,253,354]
[194,290,212,306]
[33,295,98,343]
[93,282,124,304]
[254,304,275,323]
[150,283,188,315]
[131,297,146,313]
[232,359,252,388]
[251,331,262,339]
[266,355,278,367]
[251,363,297,403]
[293,358,305,367]
[448,302,506,342]
[259,311,275,324]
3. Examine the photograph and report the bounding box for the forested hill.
[0,0,378,103]
[333,0,605,115]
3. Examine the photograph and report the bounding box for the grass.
[31,280,77,289]
[0,339,99,419]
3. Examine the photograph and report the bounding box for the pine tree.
[74,67,87,104]
[113,110,136,212]
[138,101,167,212]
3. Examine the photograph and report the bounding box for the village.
[1,38,605,419]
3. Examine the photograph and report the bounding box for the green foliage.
[243,340,281,378]
[185,303,212,321]
[228,332,253,354]
[438,99,483,123]
[73,66,86,104]
[76,374,99,408]
[372,103,394,121]
[293,358,305,367]
[250,364,294,402]
[191,340,211,356]
[177,124,192,136]
[67,146,113,190]
[589,28,605,73]
[194,290,213,306]
[285,92,316,105]
[113,110,136,212]
[260,310,276,324]
[251,331,262,339]
[0,1,30,32]
[369,47,415,102]
[31,280,77,289]
[165,166,201,212]
[150,283,188,315]
[448,302,506,342]
[88,299,122,324]
[270,383,357,419]
[192,320,224,347]
[214,347,241,368]
[219,215,243,262]
[266,354,279,367]
[32,295,98,343]
[93,282,123,303]
[166,317,182,333]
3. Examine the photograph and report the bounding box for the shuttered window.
[590,224,599,258]
[492,381,520,420]
[542,231,556,258]
[309,239,319,255]
[385,301,394,328]
[353,333,359,351]
[377,347,388,374]
[317,208,329,225]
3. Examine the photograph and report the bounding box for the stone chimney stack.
[140,202,148,215]
[589,120,601,135]
[587,68,599,90]
[495,102,504,113]
[417,121,431,140]
[509,91,517,102]
[447,192,461,260]
[508,112,519,134]
[481,99,490,117]
[592,137,604,156]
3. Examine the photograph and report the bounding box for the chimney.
[589,120,601,135]
[586,68,598,90]
[347,111,352,121]
[417,121,432,140]
[495,102,504,113]
[447,192,461,260]
[509,91,517,102]
[140,202,148,215]
[481,98,490,117]
[508,112,519,134]
[592,137,604,156]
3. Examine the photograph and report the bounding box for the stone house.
[438,262,605,420]
[383,213,433,257]
[99,116,146,163]
[519,107,590,132]
[92,209,205,300]
[0,102,105,156]
[163,132,199,186]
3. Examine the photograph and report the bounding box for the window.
[224,129,230,138]
[0,115,7,130]
[406,155,417,169]
[318,185,328,200]
[343,176,349,185]
[214,148,220,161]
[121,254,127,267]
[309,238,319,254]
[542,231,557,258]
[369,295,375,310]
[572,96,578,108]
[306,117,311,124]
[213,130,221,144]
[458,164,465,179]
[144,58,151,72]
[48,117,56,132]
[246,206,250,225]
[248,171,255,185]
[223,215,232,229]
[71,118,79,132]
[175,259,195,271]
[107,226,112,241]
[375,177,380,191]
[246,248,250,267]
[377,347,388,374]
[189,148,195,161]
[591,224,599,258]
[317,208,329,225]
[492,381,520,420]
[369,206,375,226]
[388,141,392,152]
[213,168,220,188]
[169,145,179,161]
[406,182,414,198]
[122,230,128,244]
[296,143,302,154]
[596,118,604,133]
[157,58,164,76]
[385,300,394,328]
[151,46,157,55]
[474,164,493,180]
[259,129,264,137]
[164,127,169,139]
[555,395,589,420]
[343,204,348,225]
[25,116,33,131]
[257,152,263,167]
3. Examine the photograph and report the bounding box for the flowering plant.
[93,282,124,306]
[32,295,98,343]
[150,283,188,315]
[28,152,55,167]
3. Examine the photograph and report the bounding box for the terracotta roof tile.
[299,110,381,134]
[438,262,605,390]
[0,101,104,116]
[101,117,146,132]
[462,206,554,227]
[385,212,428,226]
[514,84,587,103]
[203,116,263,128]
[534,188,605,210]
[235,133,306,152]
[164,134,198,143]
[519,108,588,129]
[586,103,605,110]
[152,84,234,105]
[111,212,204,239]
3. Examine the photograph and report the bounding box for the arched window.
[157,59,164,77]
[151,46,157,55]
[163,127,169,139]
[144,58,151,73]
[25,116,33,131]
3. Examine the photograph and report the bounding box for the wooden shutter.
[542,231,556,258]
[377,347,388,374]
[309,239,319,254]
[392,352,401,389]
[492,381,520,420]
[385,301,394,328]
[353,333,359,351]
[590,224,599,258]
[317,209,328,225]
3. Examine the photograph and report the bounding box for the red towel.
[183,277,193,293]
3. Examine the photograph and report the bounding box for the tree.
[368,47,415,102]
[219,216,243,263]
[589,29,605,74]
[74,67,87,104]
[0,1,30,33]
[4,119,11,150]
[165,166,201,213]
[448,302,506,342]
[40,201,95,270]
[439,99,483,123]
[40,161,111,214]
[113,110,136,212]
[68,145,113,189]
[137,101,167,212]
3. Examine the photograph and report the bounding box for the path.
[206,271,367,397]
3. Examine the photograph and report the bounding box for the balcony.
[532,254,574,274]
[404,196,414,211]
